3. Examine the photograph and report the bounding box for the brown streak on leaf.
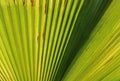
[31,0,34,6]
[104,56,113,65]
[37,35,39,42]
[14,0,17,5]
[64,0,67,5]
[45,0,47,14]
[23,0,26,6]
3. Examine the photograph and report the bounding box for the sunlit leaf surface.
[0,0,120,81]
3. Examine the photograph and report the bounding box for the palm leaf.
[0,0,120,81]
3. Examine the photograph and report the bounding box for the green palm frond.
[0,0,120,81]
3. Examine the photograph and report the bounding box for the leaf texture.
[0,0,120,81]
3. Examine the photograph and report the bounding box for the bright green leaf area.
[0,0,120,81]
